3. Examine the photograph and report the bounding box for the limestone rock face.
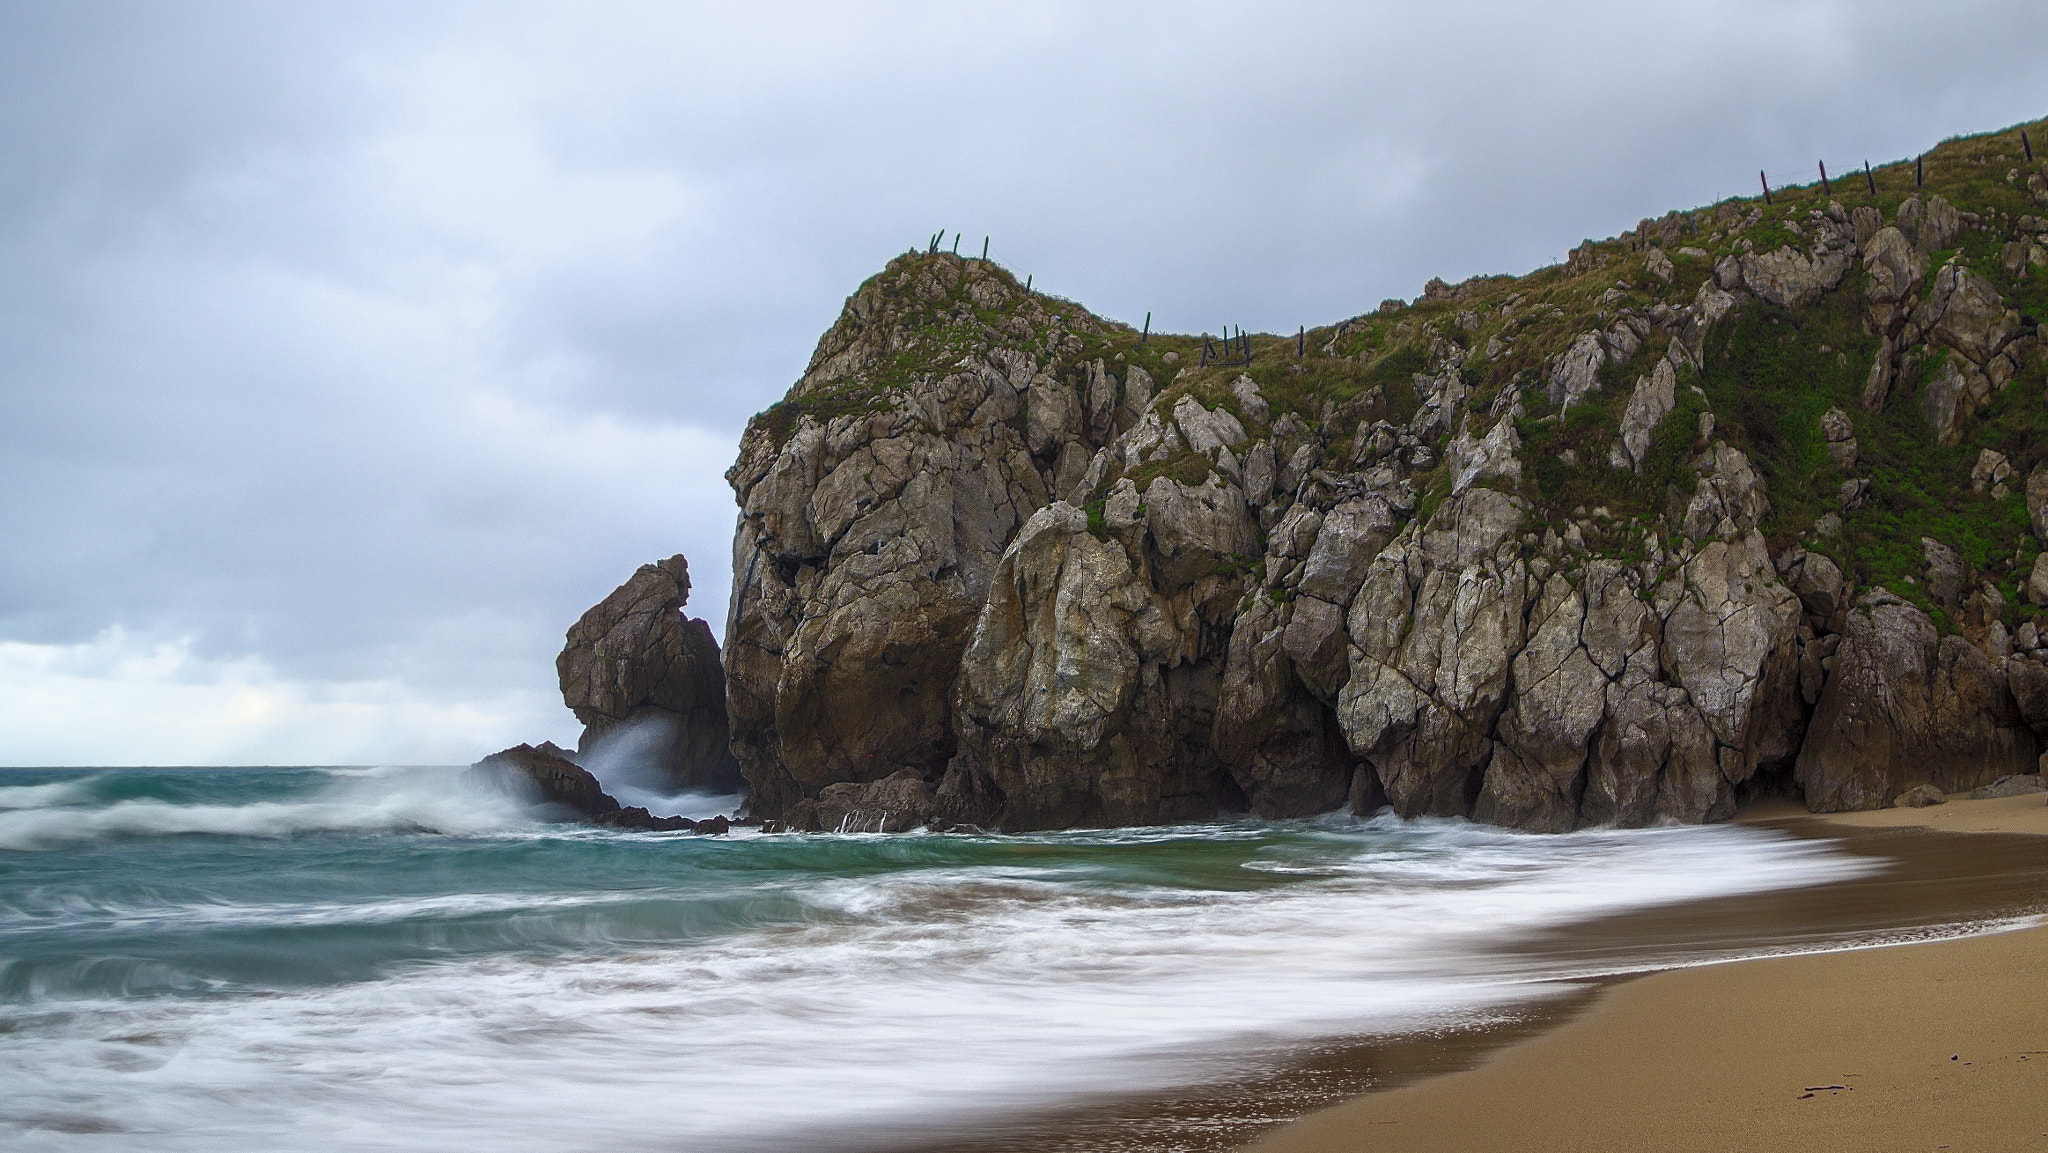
[948,502,1235,829]
[1795,592,2037,811]
[721,213,2048,834]
[557,555,742,792]
[724,256,1073,818]
[1738,245,1853,309]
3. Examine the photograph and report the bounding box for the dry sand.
[1244,793,2048,1153]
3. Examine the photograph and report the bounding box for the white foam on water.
[0,767,537,851]
[0,776,101,810]
[0,817,1885,1152]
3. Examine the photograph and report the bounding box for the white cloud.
[0,628,570,766]
[5,0,2048,764]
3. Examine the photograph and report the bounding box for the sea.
[0,763,2015,1152]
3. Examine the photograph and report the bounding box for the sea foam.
[0,782,1889,1152]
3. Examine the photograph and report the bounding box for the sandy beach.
[1244,793,2048,1153]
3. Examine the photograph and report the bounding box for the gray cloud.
[4,0,2046,762]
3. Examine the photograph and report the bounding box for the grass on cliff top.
[745,116,2048,628]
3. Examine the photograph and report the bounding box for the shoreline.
[1241,792,2048,1153]
[896,793,2048,1153]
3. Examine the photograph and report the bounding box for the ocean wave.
[0,768,536,851]
[0,819,1892,1153]
[0,776,100,810]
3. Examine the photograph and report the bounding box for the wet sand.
[1243,793,2048,1153]
[897,794,2048,1153]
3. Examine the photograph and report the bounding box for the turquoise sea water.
[0,766,1887,1152]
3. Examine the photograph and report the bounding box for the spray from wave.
[576,717,743,820]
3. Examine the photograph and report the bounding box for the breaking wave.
[0,766,536,851]
[0,767,1911,1151]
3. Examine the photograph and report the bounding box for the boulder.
[2029,466,2048,541]
[1739,245,1853,309]
[1920,538,1963,610]
[1820,407,1858,472]
[465,744,696,832]
[1969,774,2044,800]
[1610,359,1677,473]
[558,555,742,792]
[810,770,938,833]
[1893,783,1947,808]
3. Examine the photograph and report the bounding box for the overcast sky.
[4,1,2045,765]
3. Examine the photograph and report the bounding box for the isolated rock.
[1921,538,1963,610]
[558,555,741,792]
[1611,359,1677,472]
[2028,467,2048,540]
[1894,783,1946,808]
[1970,448,2011,494]
[1969,773,2044,799]
[1739,245,1853,308]
[1547,331,1608,409]
[465,744,695,832]
[1820,407,1858,471]
[809,770,938,833]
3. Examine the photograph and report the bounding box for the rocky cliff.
[727,118,2048,832]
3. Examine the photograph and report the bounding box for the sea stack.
[557,554,743,793]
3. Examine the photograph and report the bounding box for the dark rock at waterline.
[466,743,704,833]
[469,742,620,817]
[558,554,743,793]
[597,805,697,832]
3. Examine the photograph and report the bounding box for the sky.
[4,0,2046,766]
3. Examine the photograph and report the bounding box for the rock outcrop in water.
[464,742,699,831]
[725,121,2048,831]
[557,554,742,793]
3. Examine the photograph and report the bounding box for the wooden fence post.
[1760,170,1772,206]
[1864,161,1876,195]
[2026,131,2036,162]
[1916,155,1924,187]
[1819,161,1831,197]
[981,236,989,261]
[1297,325,1304,356]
